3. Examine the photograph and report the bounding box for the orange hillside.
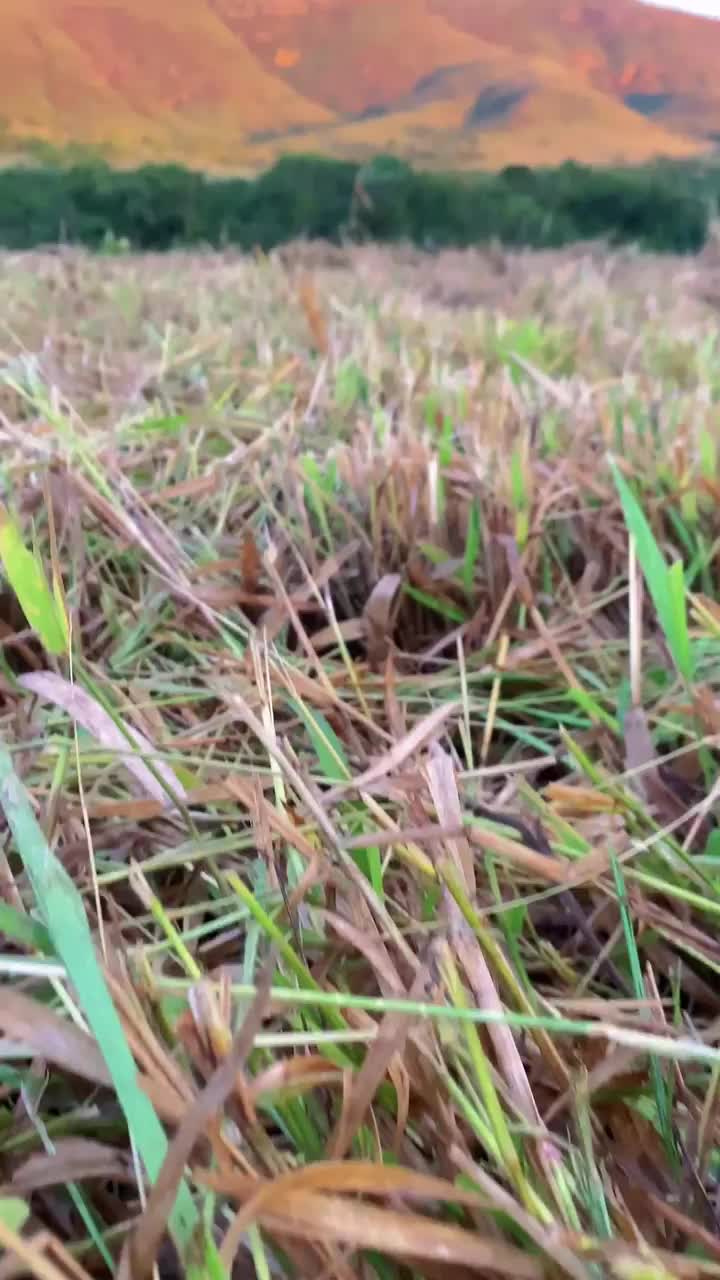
[0,0,717,169]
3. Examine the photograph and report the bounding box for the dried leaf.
[7,1139,133,1194]
[248,1055,342,1104]
[623,704,663,804]
[624,703,713,848]
[18,672,186,810]
[212,1158,518,1272]
[240,531,262,593]
[364,573,402,669]
[234,1188,543,1277]
[0,990,112,1088]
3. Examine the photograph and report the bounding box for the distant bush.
[0,152,711,255]
[244,154,358,248]
[522,161,709,254]
[354,159,576,249]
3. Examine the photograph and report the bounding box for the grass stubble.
[1,237,720,1277]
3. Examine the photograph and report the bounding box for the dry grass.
[2,239,720,1277]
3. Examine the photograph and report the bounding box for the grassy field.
[2,239,720,1277]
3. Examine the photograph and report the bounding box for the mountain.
[0,0,331,166]
[1,0,720,171]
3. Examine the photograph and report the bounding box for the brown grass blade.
[6,1139,133,1194]
[200,1157,490,1209]
[0,1224,93,1280]
[327,960,433,1160]
[298,275,329,355]
[1,990,112,1088]
[364,573,402,669]
[236,1188,544,1277]
[121,952,277,1280]
[18,672,186,810]
[426,742,475,895]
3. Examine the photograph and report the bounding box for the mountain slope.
[248,79,703,173]
[0,0,717,170]
[433,0,720,137]
[0,0,332,164]
[211,0,522,115]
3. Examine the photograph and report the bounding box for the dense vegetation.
[3,240,720,1279]
[0,151,714,254]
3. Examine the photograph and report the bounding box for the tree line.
[0,152,713,255]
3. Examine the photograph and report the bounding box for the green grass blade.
[0,738,198,1256]
[0,901,52,953]
[0,506,68,655]
[288,697,351,783]
[610,852,676,1169]
[402,585,467,624]
[462,500,481,595]
[609,455,693,681]
[0,1199,29,1232]
[665,558,692,683]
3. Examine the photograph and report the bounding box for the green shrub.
[530,161,708,253]
[0,152,710,255]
